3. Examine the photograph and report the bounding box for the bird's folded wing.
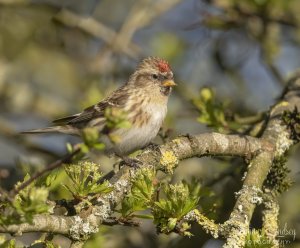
[53,85,129,126]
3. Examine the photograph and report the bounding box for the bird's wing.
[52,114,81,124]
[53,85,130,127]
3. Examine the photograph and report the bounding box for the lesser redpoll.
[23,57,176,157]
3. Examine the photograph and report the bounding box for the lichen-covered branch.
[0,214,73,235]
[223,75,300,247]
[183,209,222,238]
[98,133,265,218]
[0,133,263,237]
[262,194,280,247]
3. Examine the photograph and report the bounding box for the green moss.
[282,107,300,142]
[264,156,292,194]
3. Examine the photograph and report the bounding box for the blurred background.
[0,0,299,247]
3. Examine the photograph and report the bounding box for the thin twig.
[10,148,81,197]
[53,9,140,58]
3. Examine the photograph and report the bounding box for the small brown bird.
[23,57,176,158]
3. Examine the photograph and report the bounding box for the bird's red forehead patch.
[157,60,170,72]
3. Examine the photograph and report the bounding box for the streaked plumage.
[22,57,176,156]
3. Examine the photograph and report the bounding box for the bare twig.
[53,9,140,58]
[90,0,182,70]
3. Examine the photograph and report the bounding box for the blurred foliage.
[150,33,185,62]
[83,227,106,248]
[104,107,131,143]
[80,127,106,153]
[193,87,243,133]
[203,0,300,64]
[13,174,51,219]
[0,238,16,248]
[0,174,51,225]
[193,87,229,132]
[193,87,266,135]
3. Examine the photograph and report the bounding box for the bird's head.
[129,57,176,96]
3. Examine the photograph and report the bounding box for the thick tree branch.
[223,75,300,247]
[0,214,73,235]
[262,194,279,247]
[0,133,263,237]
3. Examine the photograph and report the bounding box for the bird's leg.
[145,142,160,151]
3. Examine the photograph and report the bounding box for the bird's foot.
[146,142,160,151]
[119,157,142,169]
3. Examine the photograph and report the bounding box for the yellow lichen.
[279,101,289,107]
[193,209,219,238]
[172,139,181,145]
[159,150,179,173]
[271,101,290,115]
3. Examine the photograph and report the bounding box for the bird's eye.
[152,74,158,79]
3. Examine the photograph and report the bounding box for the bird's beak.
[162,79,177,87]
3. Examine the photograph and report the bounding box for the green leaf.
[0,239,16,248]
[193,87,248,133]
[82,127,99,146]
[6,174,52,223]
[44,169,59,187]
[120,168,156,217]
[63,161,113,198]
[167,218,177,231]
[66,142,73,153]
[152,179,203,233]
[93,143,105,150]
[193,88,228,132]
[104,107,131,143]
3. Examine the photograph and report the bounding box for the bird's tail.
[21,125,79,135]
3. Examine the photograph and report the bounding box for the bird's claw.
[119,157,142,169]
[146,142,160,151]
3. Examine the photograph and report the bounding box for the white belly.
[103,104,167,156]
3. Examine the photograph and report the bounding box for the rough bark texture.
[223,76,300,247]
